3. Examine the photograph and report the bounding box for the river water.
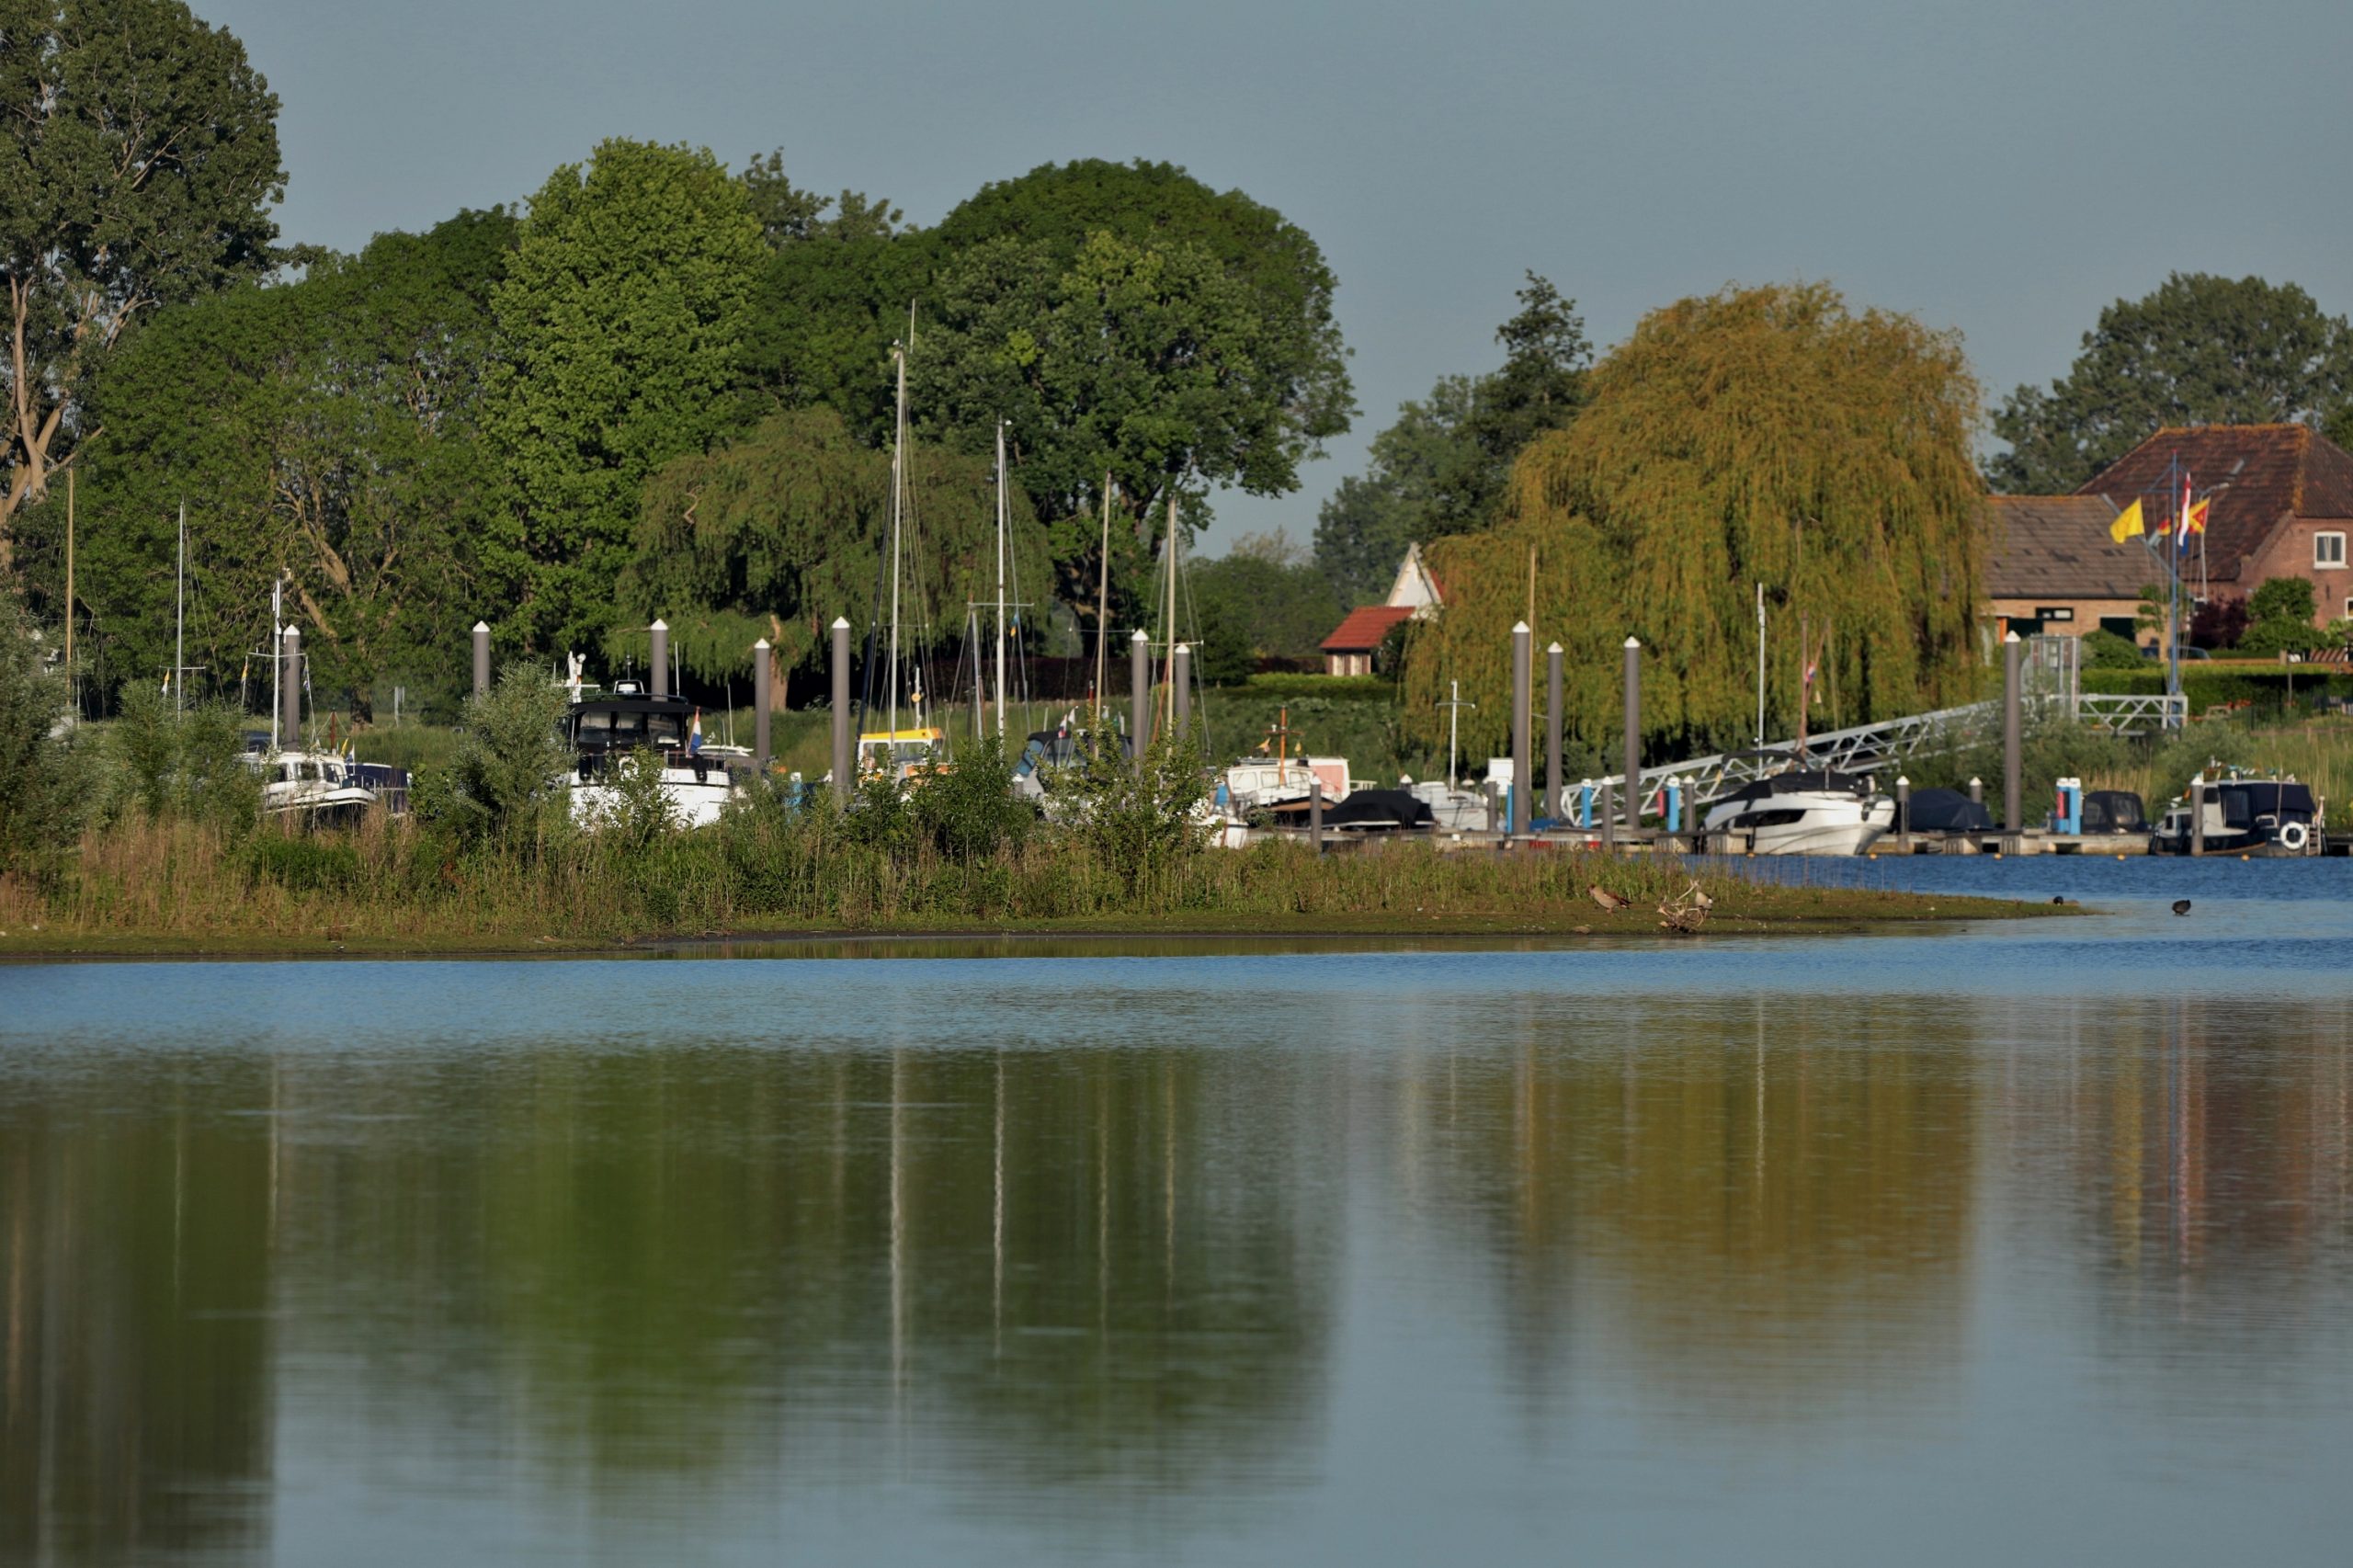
[4,859,2350,1565]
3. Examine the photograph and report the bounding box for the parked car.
[2140,644,2211,660]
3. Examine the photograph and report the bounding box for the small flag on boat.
[2182,496,2210,535]
[688,708,703,755]
[2109,498,2145,542]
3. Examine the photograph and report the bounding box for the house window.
[2098,616,2137,639]
[2318,531,2347,569]
[2034,607,2075,622]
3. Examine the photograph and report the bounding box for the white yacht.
[252,749,380,828]
[564,684,736,830]
[1699,768,1893,855]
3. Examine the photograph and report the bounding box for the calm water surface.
[4,860,2350,1565]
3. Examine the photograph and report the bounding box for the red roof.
[1320,604,1415,653]
[2074,425,2353,582]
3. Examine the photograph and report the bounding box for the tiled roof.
[1985,496,2152,599]
[1320,604,1416,653]
[2073,424,2353,582]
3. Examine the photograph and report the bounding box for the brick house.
[2066,425,2353,630]
[1985,494,2149,640]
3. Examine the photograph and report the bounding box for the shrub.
[108,686,261,830]
[247,833,360,892]
[415,667,573,849]
[910,732,1034,858]
[0,590,93,868]
[2080,629,2143,669]
[2247,577,2316,626]
[1040,726,1211,894]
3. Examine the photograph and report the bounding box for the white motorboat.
[251,749,380,828]
[564,684,736,830]
[1699,769,1893,855]
[1404,778,1491,832]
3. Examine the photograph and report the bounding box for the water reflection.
[4,961,2352,1562]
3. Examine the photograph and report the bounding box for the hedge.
[2081,667,2353,711]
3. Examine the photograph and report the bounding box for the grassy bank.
[0,812,2059,957]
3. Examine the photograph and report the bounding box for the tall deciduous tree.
[624,408,1051,700]
[1313,275,1588,604]
[0,0,285,569]
[483,140,764,653]
[51,210,512,711]
[1403,283,1984,758]
[1991,273,2353,494]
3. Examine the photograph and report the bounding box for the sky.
[201,0,2353,553]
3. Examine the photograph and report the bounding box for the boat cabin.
[857,727,946,778]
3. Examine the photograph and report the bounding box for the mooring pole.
[1545,642,1563,822]
[280,625,301,747]
[1510,621,1531,836]
[1310,775,1324,852]
[1172,643,1191,741]
[1622,637,1642,835]
[1896,775,1912,851]
[472,620,491,701]
[2002,631,2022,836]
[650,619,670,699]
[1131,630,1150,771]
[753,638,772,774]
[2191,775,2207,858]
[830,617,851,810]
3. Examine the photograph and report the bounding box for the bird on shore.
[2172,899,2193,916]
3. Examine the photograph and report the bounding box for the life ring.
[2279,821,2309,852]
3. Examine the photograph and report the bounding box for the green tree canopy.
[0,0,287,569]
[1187,532,1345,679]
[1991,273,2353,494]
[625,407,1051,702]
[483,140,765,654]
[46,210,512,713]
[1313,274,1589,604]
[1403,283,1985,759]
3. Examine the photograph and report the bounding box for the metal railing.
[1582,691,2185,808]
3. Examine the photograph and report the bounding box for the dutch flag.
[688,709,703,756]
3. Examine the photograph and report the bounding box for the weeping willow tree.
[620,408,1051,703]
[1402,283,1985,761]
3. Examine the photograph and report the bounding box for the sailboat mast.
[888,341,906,739]
[1161,495,1178,727]
[175,499,186,713]
[1093,472,1110,719]
[994,421,1007,738]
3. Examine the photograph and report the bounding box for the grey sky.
[203,0,2353,551]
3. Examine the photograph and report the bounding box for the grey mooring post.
[753,638,772,774]
[2002,631,2022,836]
[1969,776,1984,805]
[1622,637,1643,835]
[280,625,301,747]
[2191,776,2207,858]
[472,620,491,701]
[1130,630,1150,772]
[1510,621,1531,836]
[1600,779,1616,849]
[1172,643,1191,740]
[650,619,670,699]
[1896,776,1912,851]
[829,617,851,811]
[1546,642,1564,821]
[1309,776,1324,852]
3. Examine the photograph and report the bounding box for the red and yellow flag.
[2183,497,2211,535]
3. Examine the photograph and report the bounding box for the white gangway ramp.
[1593,691,2185,810]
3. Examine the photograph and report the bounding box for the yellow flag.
[2109,499,2145,542]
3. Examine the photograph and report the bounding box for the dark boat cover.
[1716,769,1872,807]
[2080,790,2144,834]
[1904,787,1992,833]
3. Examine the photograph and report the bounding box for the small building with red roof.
[1319,542,1445,675]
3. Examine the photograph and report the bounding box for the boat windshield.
[575,709,688,749]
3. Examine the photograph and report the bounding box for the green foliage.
[2235,617,2318,658]
[109,686,259,828]
[414,668,573,849]
[0,0,285,563]
[737,150,904,248]
[1314,275,1589,603]
[2081,666,2353,713]
[0,591,92,865]
[909,733,1034,859]
[1187,546,1344,674]
[1236,673,1391,699]
[246,833,358,892]
[625,408,1051,686]
[52,210,512,711]
[597,748,680,852]
[2247,576,2317,626]
[483,140,766,653]
[1039,728,1211,894]
[2080,629,2143,669]
[1991,274,2353,493]
[1406,283,1985,760]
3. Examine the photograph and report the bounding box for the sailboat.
[854,319,945,785]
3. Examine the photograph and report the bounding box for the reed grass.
[0,809,2027,952]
